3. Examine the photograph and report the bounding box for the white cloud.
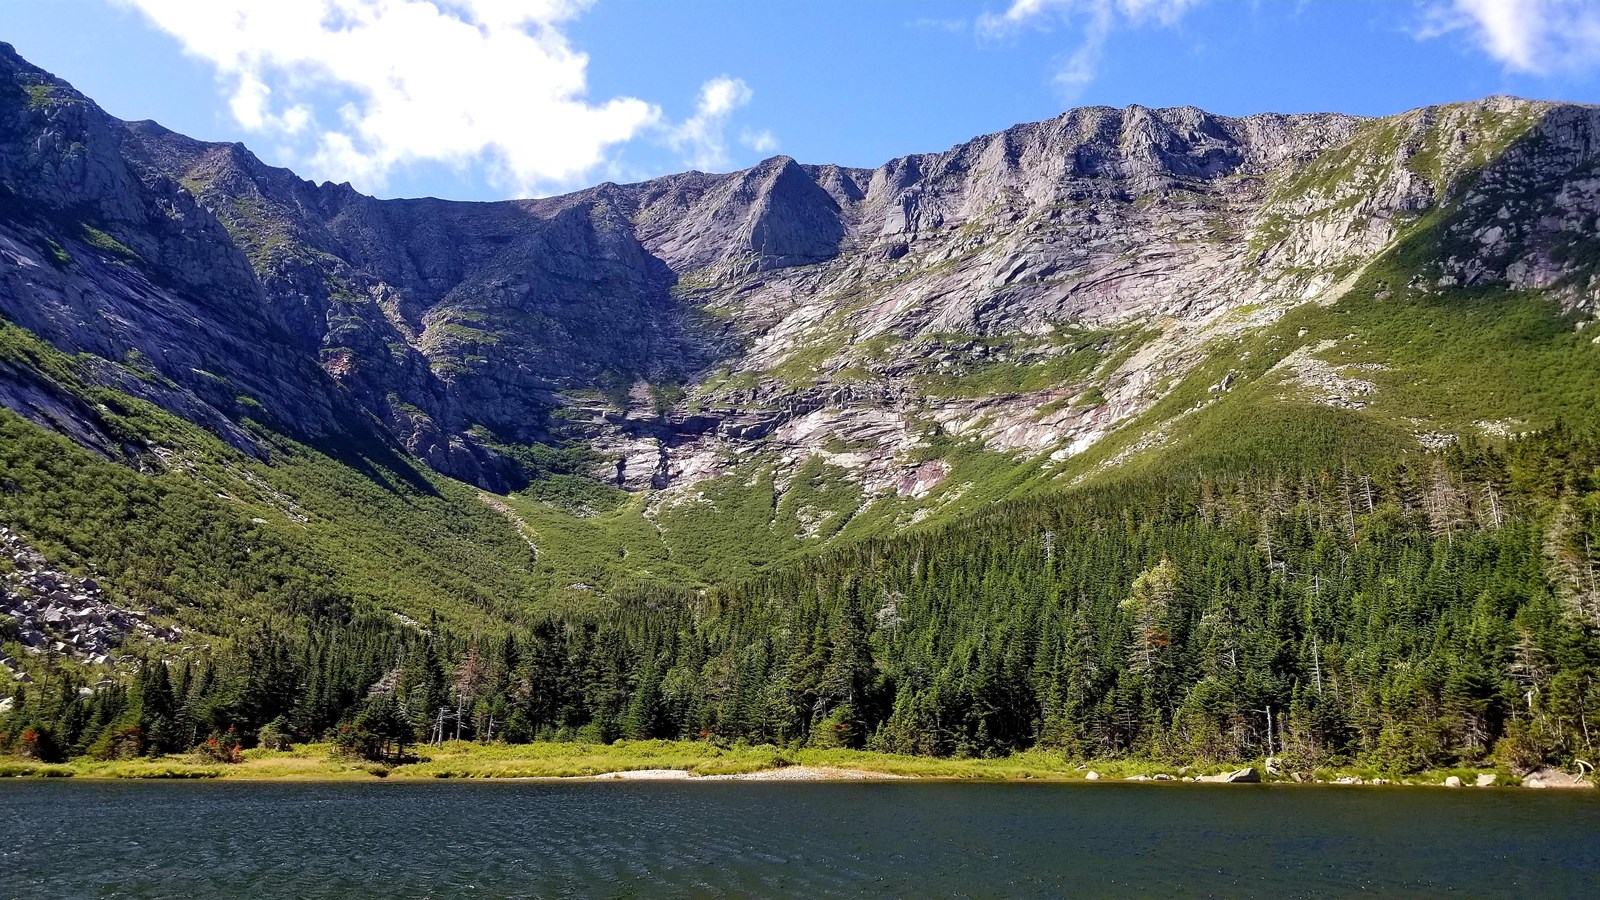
[978,0,1199,37]
[741,129,780,155]
[666,76,759,171]
[1422,0,1600,75]
[976,0,1204,95]
[909,17,969,33]
[114,0,688,194]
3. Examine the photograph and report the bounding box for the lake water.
[2,780,1598,898]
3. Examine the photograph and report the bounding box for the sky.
[5,0,1600,201]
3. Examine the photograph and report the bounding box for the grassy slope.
[0,318,542,635]
[504,264,1600,599]
[1052,139,1600,485]
[0,303,1051,624]
[1046,300,1596,499]
[498,438,1067,597]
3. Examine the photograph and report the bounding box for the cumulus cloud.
[1422,0,1600,75]
[114,0,753,194]
[665,76,764,172]
[977,0,1204,94]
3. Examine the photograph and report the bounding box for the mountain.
[2,44,1600,774]
[6,45,1598,478]
[3,38,1600,585]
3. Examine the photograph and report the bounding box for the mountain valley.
[2,41,1599,776]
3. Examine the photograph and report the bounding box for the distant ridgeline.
[5,423,1597,773]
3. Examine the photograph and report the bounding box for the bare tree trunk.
[1483,482,1503,528]
[1312,633,1323,697]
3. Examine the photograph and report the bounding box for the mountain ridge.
[3,40,1599,592]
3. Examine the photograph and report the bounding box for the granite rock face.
[0,49,362,462]
[2,42,1599,500]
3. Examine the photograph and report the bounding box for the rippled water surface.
[3,780,1599,898]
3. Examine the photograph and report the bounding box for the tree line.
[5,424,1598,773]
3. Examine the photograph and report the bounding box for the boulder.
[1443,776,1462,788]
[1153,773,1175,781]
[1084,771,1100,781]
[1522,767,1593,789]
[1197,767,1260,784]
[1475,773,1497,787]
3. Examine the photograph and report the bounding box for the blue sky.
[5,1,1600,201]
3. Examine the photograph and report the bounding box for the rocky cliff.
[3,41,1598,517]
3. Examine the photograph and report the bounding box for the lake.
[2,780,1598,898]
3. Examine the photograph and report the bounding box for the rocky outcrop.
[0,526,177,673]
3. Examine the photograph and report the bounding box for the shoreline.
[5,770,1590,789]
[1,740,1593,790]
[578,765,907,782]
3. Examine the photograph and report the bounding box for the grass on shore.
[0,740,1521,787]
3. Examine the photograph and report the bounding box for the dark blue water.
[2,780,1598,898]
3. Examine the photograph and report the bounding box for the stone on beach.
[1197,767,1259,784]
[587,766,903,782]
[1521,767,1593,789]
